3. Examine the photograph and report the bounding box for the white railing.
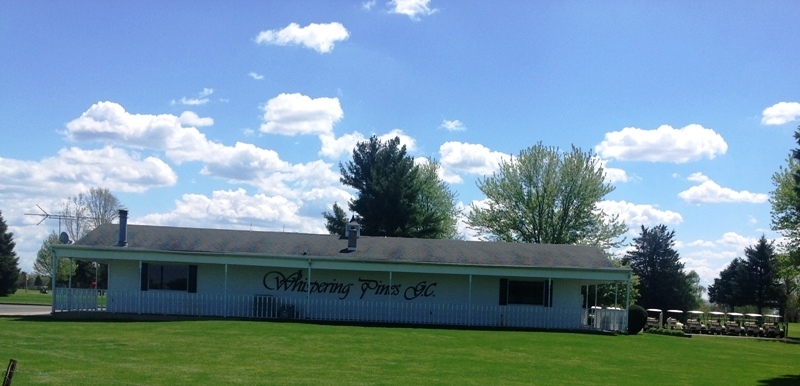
[52,289,625,331]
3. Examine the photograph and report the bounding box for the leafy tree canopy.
[467,142,624,249]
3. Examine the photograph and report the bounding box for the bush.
[627,304,647,334]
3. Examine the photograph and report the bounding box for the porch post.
[51,250,57,313]
[389,271,393,322]
[468,274,473,327]
[138,260,142,314]
[307,260,312,319]
[624,274,631,332]
[224,264,228,318]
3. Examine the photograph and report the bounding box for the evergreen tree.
[708,257,748,311]
[338,136,458,238]
[622,224,696,311]
[322,202,349,236]
[0,210,20,296]
[743,235,784,313]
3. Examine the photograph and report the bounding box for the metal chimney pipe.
[347,220,359,252]
[118,209,128,247]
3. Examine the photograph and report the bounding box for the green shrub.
[627,304,647,334]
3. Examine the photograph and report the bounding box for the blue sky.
[2,1,800,291]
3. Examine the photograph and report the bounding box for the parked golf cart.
[684,310,706,334]
[645,308,662,331]
[743,313,763,337]
[706,311,726,335]
[762,314,785,338]
[725,312,745,336]
[665,309,684,330]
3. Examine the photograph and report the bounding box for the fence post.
[3,359,17,386]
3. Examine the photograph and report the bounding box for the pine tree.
[622,224,696,311]
[0,210,21,296]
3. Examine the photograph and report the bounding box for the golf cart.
[725,312,745,336]
[645,308,662,331]
[706,311,726,335]
[743,313,763,337]
[762,314,785,338]
[665,309,684,330]
[684,310,706,334]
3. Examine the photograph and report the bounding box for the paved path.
[0,304,51,316]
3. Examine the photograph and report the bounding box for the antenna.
[24,204,81,234]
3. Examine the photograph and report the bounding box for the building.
[51,210,631,331]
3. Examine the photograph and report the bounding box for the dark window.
[144,264,197,292]
[500,279,551,306]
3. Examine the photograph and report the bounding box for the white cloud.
[595,124,728,163]
[687,239,715,247]
[716,232,757,252]
[678,176,768,204]
[260,93,344,136]
[440,119,466,132]
[319,132,366,159]
[761,102,800,125]
[439,142,509,183]
[362,0,376,10]
[594,158,628,184]
[389,0,437,20]
[597,200,683,229]
[0,146,177,197]
[173,88,214,105]
[255,22,349,53]
[378,129,417,152]
[248,72,264,80]
[179,111,214,127]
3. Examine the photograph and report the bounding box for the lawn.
[0,291,52,305]
[1,317,799,385]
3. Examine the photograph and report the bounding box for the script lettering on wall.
[262,270,437,301]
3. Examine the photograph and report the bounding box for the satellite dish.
[59,232,71,244]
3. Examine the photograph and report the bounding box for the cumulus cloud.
[440,119,466,132]
[761,102,800,125]
[678,174,768,204]
[248,72,264,80]
[389,0,437,20]
[319,132,366,159]
[596,200,683,229]
[439,142,509,183]
[594,158,628,184]
[260,93,344,136]
[255,22,349,53]
[595,124,728,163]
[179,111,214,127]
[362,0,376,11]
[0,147,177,196]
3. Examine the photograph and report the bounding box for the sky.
[2,1,800,292]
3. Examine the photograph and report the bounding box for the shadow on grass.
[757,375,800,386]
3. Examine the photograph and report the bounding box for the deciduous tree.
[467,142,624,248]
[33,231,74,287]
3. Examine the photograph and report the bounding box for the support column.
[51,250,57,313]
[307,260,312,319]
[468,274,473,327]
[224,264,228,318]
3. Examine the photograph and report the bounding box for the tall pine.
[622,224,696,311]
[0,210,20,296]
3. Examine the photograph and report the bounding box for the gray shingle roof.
[76,224,616,270]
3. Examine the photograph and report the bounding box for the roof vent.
[117,209,128,247]
[346,218,360,252]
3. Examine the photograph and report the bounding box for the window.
[141,263,197,293]
[499,279,552,306]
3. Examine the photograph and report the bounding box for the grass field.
[1,317,799,385]
[0,291,52,305]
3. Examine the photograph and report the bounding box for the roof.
[68,224,618,270]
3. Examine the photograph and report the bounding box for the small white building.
[51,210,631,331]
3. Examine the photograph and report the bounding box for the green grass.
[0,291,52,305]
[2,318,799,385]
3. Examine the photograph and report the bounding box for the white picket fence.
[52,288,627,331]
